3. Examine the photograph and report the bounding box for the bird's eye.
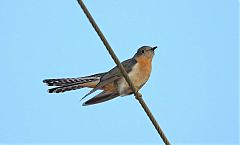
[141,50,145,53]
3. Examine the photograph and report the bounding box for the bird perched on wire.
[43,46,157,106]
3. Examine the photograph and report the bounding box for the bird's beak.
[151,46,157,51]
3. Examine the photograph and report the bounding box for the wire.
[76,0,171,144]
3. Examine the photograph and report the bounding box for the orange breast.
[117,56,152,95]
[136,56,152,78]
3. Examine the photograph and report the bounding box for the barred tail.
[43,77,98,86]
[43,73,105,93]
[47,83,84,93]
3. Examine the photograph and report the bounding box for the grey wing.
[101,58,137,81]
[82,91,119,106]
[80,75,119,101]
[82,58,137,99]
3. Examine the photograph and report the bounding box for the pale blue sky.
[0,0,238,144]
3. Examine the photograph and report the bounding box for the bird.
[43,46,157,106]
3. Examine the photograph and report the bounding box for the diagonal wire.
[76,0,171,144]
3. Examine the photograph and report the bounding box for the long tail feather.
[43,73,105,93]
[43,77,97,86]
[48,84,84,93]
[43,73,105,86]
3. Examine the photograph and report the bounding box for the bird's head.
[134,46,157,61]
